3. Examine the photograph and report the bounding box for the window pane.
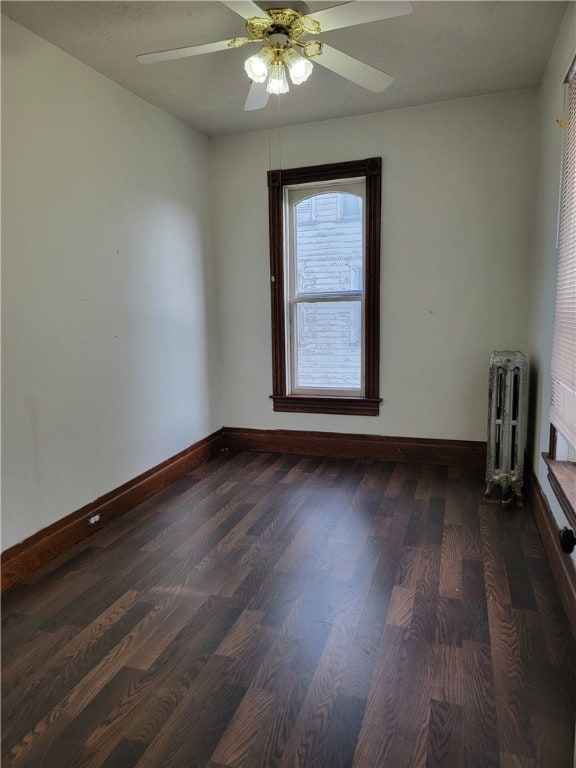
[295,192,363,296]
[294,301,362,390]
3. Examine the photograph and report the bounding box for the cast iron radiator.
[485,350,527,506]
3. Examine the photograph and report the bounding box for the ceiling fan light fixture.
[266,60,289,94]
[302,40,323,58]
[284,47,313,85]
[228,36,251,49]
[244,47,273,83]
[292,15,321,37]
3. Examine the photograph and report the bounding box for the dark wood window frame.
[268,157,382,416]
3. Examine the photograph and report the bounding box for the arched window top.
[295,188,363,225]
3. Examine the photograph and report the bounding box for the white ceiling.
[1,0,568,137]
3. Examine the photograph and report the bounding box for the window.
[547,58,576,528]
[268,158,382,415]
[551,63,576,454]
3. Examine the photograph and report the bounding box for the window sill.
[543,452,576,531]
[271,395,382,416]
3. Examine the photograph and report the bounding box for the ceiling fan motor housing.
[268,32,291,47]
[246,7,320,44]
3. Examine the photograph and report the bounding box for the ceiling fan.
[137,1,412,111]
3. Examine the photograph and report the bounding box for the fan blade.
[312,1,412,33]
[137,39,232,64]
[221,1,266,21]
[314,44,393,92]
[244,81,270,111]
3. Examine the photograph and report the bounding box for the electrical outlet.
[88,513,101,526]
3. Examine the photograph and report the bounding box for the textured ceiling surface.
[1,1,568,136]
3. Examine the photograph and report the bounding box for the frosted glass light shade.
[284,48,313,85]
[244,48,273,83]
[266,61,289,94]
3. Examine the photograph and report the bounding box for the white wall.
[211,90,538,439]
[1,18,219,551]
[530,4,576,541]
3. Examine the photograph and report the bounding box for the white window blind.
[551,65,576,447]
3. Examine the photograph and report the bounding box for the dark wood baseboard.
[222,427,486,468]
[530,471,576,640]
[1,430,224,592]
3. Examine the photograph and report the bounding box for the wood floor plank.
[1,569,103,658]
[2,452,574,768]
[10,597,233,764]
[479,505,513,607]
[513,608,549,666]
[499,752,536,768]
[409,591,438,643]
[36,551,154,631]
[6,597,154,766]
[386,585,416,628]
[99,738,148,768]
[460,503,483,561]
[125,595,207,671]
[528,554,576,668]
[372,511,411,585]
[389,638,436,767]
[436,596,463,647]
[463,596,490,644]
[501,528,538,611]
[251,592,333,693]
[462,557,487,601]
[3,565,102,619]
[393,543,422,589]
[352,624,409,767]
[439,523,462,598]
[427,699,463,768]
[85,653,236,762]
[531,715,575,768]
[215,608,265,658]
[283,692,366,768]
[218,610,277,688]
[15,736,95,768]
[488,600,537,760]
[275,575,373,767]
[463,639,500,768]
[444,498,463,526]
[527,658,575,727]
[137,666,246,766]
[60,666,145,748]
[339,578,392,700]
[2,625,78,697]
[210,686,276,767]
[432,643,463,705]
[414,538,442,600]
[2,592,150,754]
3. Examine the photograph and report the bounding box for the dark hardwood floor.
[2,451,575,767]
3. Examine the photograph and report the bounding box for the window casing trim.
[268,158,382,415]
